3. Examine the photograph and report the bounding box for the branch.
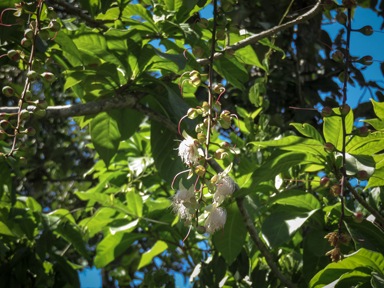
[346,181,384,225]
[236,197,297,288]
[197,0,322,66]
[49,0,110,31]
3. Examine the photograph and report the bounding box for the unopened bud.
[216,15,227,27]
[27,70,38,81]
[195,165,206,177]
[0,120,10,130]
[21,37,32,47]
[336,13,347,25]
[213,83,225,94]
[320,177,330,187]
[330,184,341,196]
[353,212,364,223]
[46,7,57,19]
[26,127,36,136]
[339,104,350,116]
[321,107,333,117]
[39,29,50,41]
[359,25,373,36]
[192,47,204,58]
[214,149,226,160]
[24,91,33,101]
[197,133,206,144]
[196,225,206,234]
[2,86,15,97]
[221,1,233,12]
[33,108,46,118]
[187,108,199,119]
[211,175,218,183]
[195,123,204,133]
[7,50,20,61]
[24,29,34,39]
[340,233,351,245]
[48,21,61,32]
[220,110,231,122]
[20,110,30,121]
[332,51,343,62]
[357,170,369,181]
[324,142,335,153]
[216,29,226,41]
[338,71,349,83]
[40,72,56,83]
[220,142,231,149]
[0,130,7,141]
[355,126,369,137]
[197,18,209,29]
[189,76,201,87]
[358,55,373,65]
[35,100,48,110]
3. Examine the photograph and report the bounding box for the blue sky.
[80,2,383,288]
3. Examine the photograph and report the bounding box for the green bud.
[359,25,373,36]
[39,29,50,41]
[35,99,48,110]
[7,50,20,61]
[195,165,206,177]
[40,72,56,83]
[46,7,57,19]
[33,108,46,118]
[27,70,38,81]
[187,108,199,119]
[339,104,350,116]
[0,120,10,129]
[2,86,15,97]
[26,127,36,136]
[324,142,335,153]
[216,29,226,41]
[214,148,226,160]
[48,21,61,32]
[20,110,30,121]
[0,130,8,141]
[24,28,34,39]
[197,133,206,144]
[196,18,209,29]
[21,37,32,47]
[196,226,206,234]
[24,91,33,101]
[192,47,204,58]
[0,152,5,162]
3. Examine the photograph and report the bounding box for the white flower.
[204,207,227,234]
[178,131,199,165]
[171,179,196,221]
[213,175,236,205]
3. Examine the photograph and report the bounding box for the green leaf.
[63,71,91,91]
[346,132,384,155]
[344,219,384,255]
[309,248,384,288]
[262,208,319,248]
[138,240,168,270]
[367,166,384,189]
[55,224,89,259]
[50,253,80,288]
[26,197,42,212]
[259,38,285,59]
[122,4,158,32]
[290,123,325,144]
[175,0,198,23]
[363,118,384,131]
[372,272,384,288]
[94,232,145,268]
[213,203,247,265]
[126,190,143,218]
[109,219,139,235]
[249,136,328,157]
[246,151,323,188]
[152,48,187,71]
[90,110,122,166]
[54,31,83,65]
[372,99,384,120]
[268,189,321,211]
[48,209,76,224]
[344,153,375,176]
[117,108,144,141]
[0,221,15,237]
[323,107,353,151]
[213,57,249,90]
[77,0,99,17]
[164,0,183,10]
[229,33,265,70]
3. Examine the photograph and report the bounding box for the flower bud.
[324,0,334,10]
[187,108,199,119]
[46,7,57,19]
[2,86,15,97]
[189,70,200,78]
[216,15,227,27]
[216,29,226,41]
[195,123,204,133]
[220,110,231,122]
[24,28,34,39]
[0,120,10,130]
[31,60,42,71]
[359,25,373,36]
[320,177,330,187]
[196,225,206,234]
[192,47,204,58]
[225,49,235,59]
[321,106,333,117]
[195,165,206,177]
[27,70,38,81]
[340,233,351,245]
[197,133,206,144]
[332,51,343,62]
[20,110,30,121]
[356,170,369,181]
[338,71,349,83]
[0,152,5,162]
[211,175,218,183]
[26,127,36,136]
[336,13,347,25]
[39,29,50,41]
[40,72,56,83]
[214,83,225,94]
[21,37,32,47]
[330,184,341,196]
[358,55,373,66]
[48,21,61,32]
[7,50,20,61]
[355,126,369,137]
[324,142,335,153]
[190,76,201,87]
[197,18,209,29]
[220,141,231,149]
[24,91,33,101]
[19,100,28,110]
[33,108,46,118]
[339,104,350,116]
[0,130,8,141]
[353,212,364,223]
[214,148,226,160]
[221,1,233,12]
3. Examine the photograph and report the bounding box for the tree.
[0,0,384,287]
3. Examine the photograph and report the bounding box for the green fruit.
[2,86,15,97]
